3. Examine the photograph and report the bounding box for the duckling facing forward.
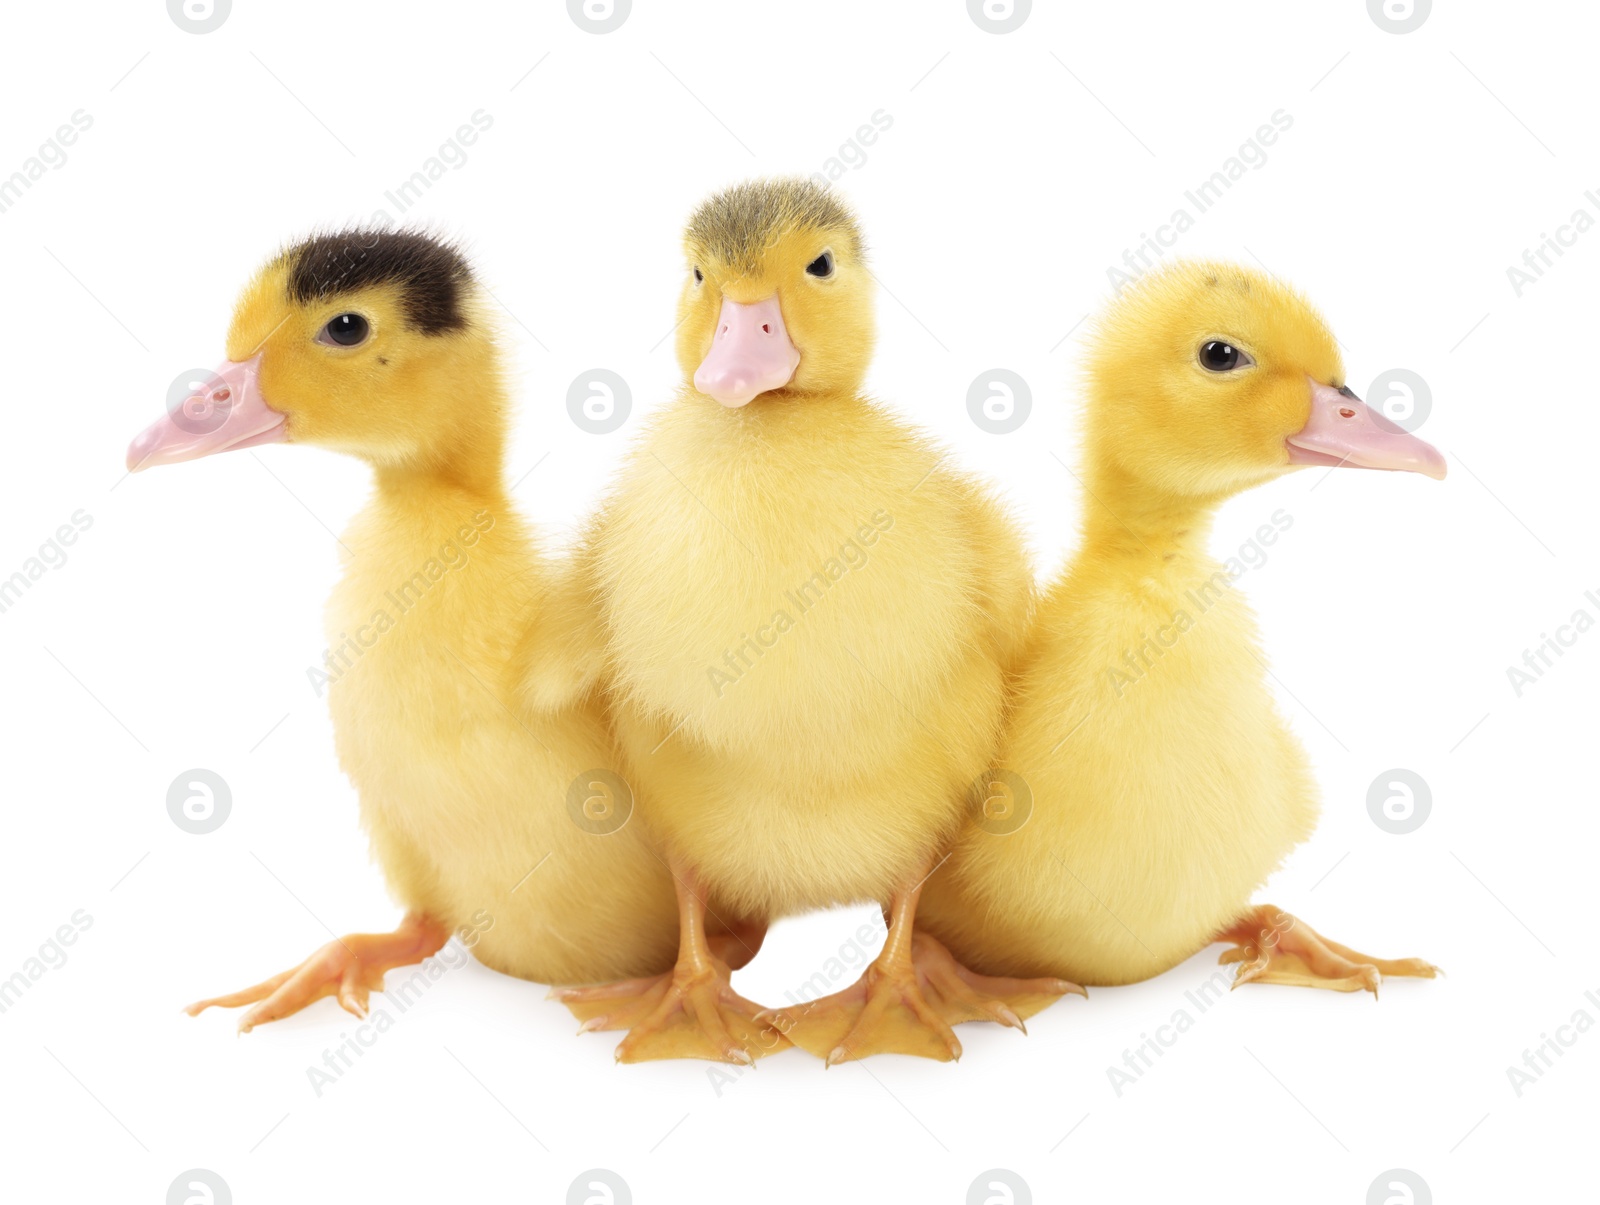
[549,179,1077,1064]
[127,230,683,1029]
[919,261,1444,994]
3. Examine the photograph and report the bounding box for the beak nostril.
[761,323,771,334]
[1339,407,1355,418]
[213,387,231,402]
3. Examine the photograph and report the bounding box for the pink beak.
[1287,379,1446,480]
[126,355,287,472]
[693,295,800,408]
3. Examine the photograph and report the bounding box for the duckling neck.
[1077,461,1222,567]
[370,411,509,514]
[372,451,507,514]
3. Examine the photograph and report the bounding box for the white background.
[1,0,1594,1201]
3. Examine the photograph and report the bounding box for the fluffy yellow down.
[920,261,1341,984]
[551,179,1032,920]
[227,253,679,984]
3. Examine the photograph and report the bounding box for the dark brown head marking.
[286,228,472,335]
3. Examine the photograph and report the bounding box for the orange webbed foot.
[769,933,1083,1066]
[185,914,449,1033]
[554,864,786,1064]
[552,955,788,1065]
[1219,905,1440,996]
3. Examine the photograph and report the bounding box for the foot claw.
[562,960,788,1065]
[785,933,1074,1064]
[992,1004,1025,1033]
[1219,906,1436,996]
[1230,951,1270,990]
[183,915,449,1033]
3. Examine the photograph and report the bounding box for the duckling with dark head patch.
[128,228,683,1029]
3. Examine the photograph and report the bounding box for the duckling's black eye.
[693,267,703,284]
[1199,340,1253,372]
[805,250,834,278]
[320,313,370,347]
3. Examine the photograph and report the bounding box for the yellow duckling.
[126,229,681,1029]
[550,179,1077,1064]
[920,260,1445,994]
